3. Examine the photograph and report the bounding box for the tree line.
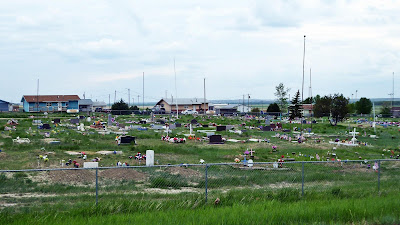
[269,83,392,124]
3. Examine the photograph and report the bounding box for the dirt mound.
[165,167,202,178]
[46,170,95,184]
[0,152,7,159]
[99,168,147,181]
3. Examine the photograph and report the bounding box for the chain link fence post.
[205,164,208,203]
[96,168,99,205]
[301,162,305,196]
[378,160,381,195]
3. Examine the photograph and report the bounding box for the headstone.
[120,136,136,144]
[262,126,271,131]
[175,123,181,127]
[273,162,279,169]
[79,116,85,120]
[159,120,165,125]
[191,119,198,124]
[42,124,51,129]
[169,124,176,129]
[226,125,235,130]
[270,124,276,129]
[84,162,98,168]
[146,150,154,166]
[53,119,61,124]
[248,159,253,167]
[87,117,91,122]
[118,123,125,128]
[202,124,209,128]
[140,120,146,124]
[150,112,154,122]
[209,135,223,144]
[70,119,80,124]
[107,114,112,127]
[33,120,42,125]
[80,123,85,132]
[216,126,226,131]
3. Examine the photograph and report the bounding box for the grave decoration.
[161,136,186,143]
[199,159,205,164]
[7,119,19,125]
[234,158,240,163]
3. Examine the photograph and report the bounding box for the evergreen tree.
[289,90,302,120]
[355,97,372,114]
[267,103,280,113]
[111,99,129,110]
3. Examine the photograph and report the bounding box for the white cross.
[249,149,255,156]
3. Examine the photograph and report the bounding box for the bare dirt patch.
[99,168,147,181]
[165,167,202,178]
[45,170,95,184]
[0,152,7,160]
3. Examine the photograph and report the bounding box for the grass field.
[1,112,400,224]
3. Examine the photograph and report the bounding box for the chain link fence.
[1,159,400,211]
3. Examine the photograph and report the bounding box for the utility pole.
[301,35,306,135]
[108,94,110,108]
[137,95,140,110]
[393,72,395,108]
[114,90,116,103]
[143,72,145,112]
[204,78,206,116]
[248,94,250,112]
[128,89,130,106]
[243,95,245,113]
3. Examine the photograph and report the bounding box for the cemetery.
[1,112,400,224]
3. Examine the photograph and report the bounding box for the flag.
[316,154,320,160]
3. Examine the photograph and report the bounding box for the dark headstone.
[216,126,226,131]
[209,135,224,144]
[42,124,51,129]
[191,119,198,124]
[53,119,61,124]
[140,120,146,124]
[159,120,165,124]
[79,116,85,120]
[70,119,80,124]
[118,123,125,128]
[277,123,282,129]
[120,136,136,144]
[270,124,276,129]
[283,129,291,132]
[202,124,209,128]
[175,123,181,127]
[262,126,271,131]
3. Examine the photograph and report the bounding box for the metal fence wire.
[1,159,399,210]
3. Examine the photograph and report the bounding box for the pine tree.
[289,90,302,120]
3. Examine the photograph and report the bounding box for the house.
[301,104,314,117]
[92,101,107,112]
[392,107,400,117]
[214,104,252,115]
[0,99,11,112]
[21,95,81,112]
[78,99,93,112]
[154,98,209,113]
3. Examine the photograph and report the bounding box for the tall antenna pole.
[109,94,110,108]
[137,95,140,109]
[174,58,178,119]
[142,72,145,112]
[114,90,116,103]
[301,35,306,135]
[128,89,130,106]
[393,72,395,107]
[204,77,206,116]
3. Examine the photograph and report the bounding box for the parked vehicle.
[182,109,198,115]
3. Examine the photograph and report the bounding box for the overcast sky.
[1,0,399,103]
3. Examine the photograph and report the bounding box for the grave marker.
[146,150,154,166]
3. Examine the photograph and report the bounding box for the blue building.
[0,99,11,112]
[21,95,81,112]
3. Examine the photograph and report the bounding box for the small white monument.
[146,150,154,166]
[84,162,98,168]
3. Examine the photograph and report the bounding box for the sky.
[1,0,400,104]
